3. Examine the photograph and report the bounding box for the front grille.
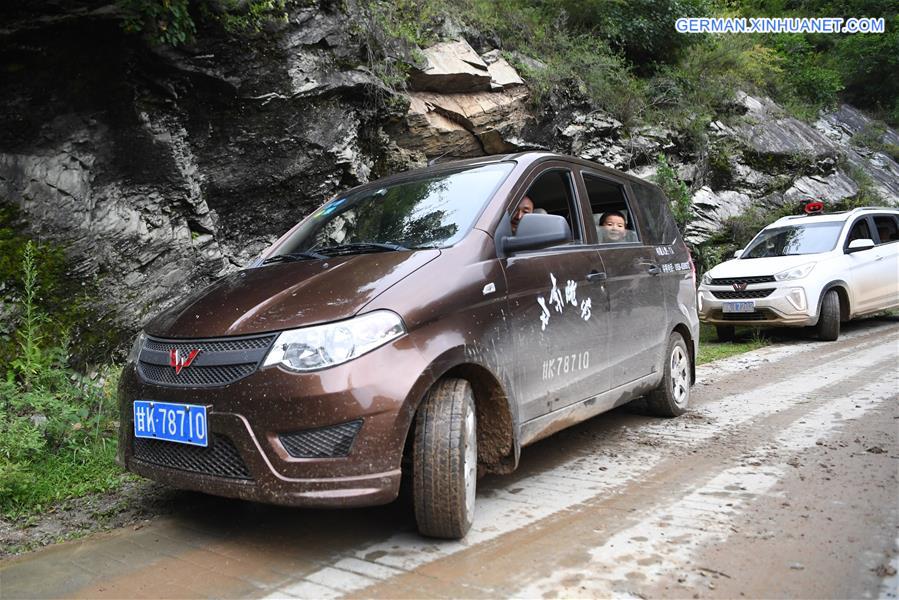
[709,275,776,286]
[138,363,256,387]
[279,420,363,458]
[712,288,775,299]
[133,434,252,480]
[137,333,276,388]
[717,309,776,321]
[144,336,273,353]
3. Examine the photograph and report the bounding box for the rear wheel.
[413,378,477,539]
[816,290,840,341]
[646,333,691,417]
[715,325,735,342]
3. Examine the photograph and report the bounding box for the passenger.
[599,211,627,242]
[511,196,535,234]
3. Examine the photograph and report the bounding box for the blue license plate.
[723,301,756,313]
[134,401,208,447]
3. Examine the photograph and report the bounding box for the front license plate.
[133,401,208,447]
[723,301,756,313]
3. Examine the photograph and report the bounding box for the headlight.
[127,331,145,363]
[700,272,713,286]
[774,263,815,281]
[263,310,405,372]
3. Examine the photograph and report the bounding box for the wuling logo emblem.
[170,349,200,374]
[732,282,748,292]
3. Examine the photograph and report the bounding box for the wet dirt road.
[3,318,898,599]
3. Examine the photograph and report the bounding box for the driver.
[511,196,535,235]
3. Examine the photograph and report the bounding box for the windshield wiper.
[262,251,326,264]
[315,242,409,256]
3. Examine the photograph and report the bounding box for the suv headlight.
[263,310,405,372]
[700,272,713,286]
[774,263,815,281]
[127,331,145,363]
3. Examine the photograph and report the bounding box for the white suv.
[698,207,899,341]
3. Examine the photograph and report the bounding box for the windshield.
[267,163,514,260]
[742,222,843,258]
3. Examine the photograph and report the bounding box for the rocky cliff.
[1,1,897,339]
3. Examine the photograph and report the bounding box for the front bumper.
[697,285,817,327]
[117,338,428,508]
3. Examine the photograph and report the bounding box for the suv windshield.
[268,163,514,259]
[742,222,843,258]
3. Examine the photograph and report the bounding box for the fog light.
[787,287,807,311]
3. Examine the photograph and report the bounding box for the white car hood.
[707,254,821,280]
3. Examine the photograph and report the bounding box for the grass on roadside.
[696,322,771,365]
[1,240,128,520]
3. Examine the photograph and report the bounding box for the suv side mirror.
[733,249,743,259]
[846,238,875,253]
[503,213,572,253]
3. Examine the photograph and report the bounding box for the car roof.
[770,207,899,227]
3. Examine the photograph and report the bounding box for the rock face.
[393,39,533,158]
[681,92,899,244]
[0,3,395,330]
[0,4,896,339]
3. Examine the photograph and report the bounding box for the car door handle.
[646,264,661,275]
[587,270,607,282]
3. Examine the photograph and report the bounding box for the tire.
[816,290,840,341]
[413,378,477,539]
[645,333,691,417]
[715,325,735,342]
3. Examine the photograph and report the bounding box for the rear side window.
[873,215,899,244]
[582,173,639,244]
[629,182,681,246]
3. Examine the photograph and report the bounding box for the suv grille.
[716,309,777,321]
[279,420,363,458]
[712,288,775,299]
[133,434,252,480]
[709,275,776,286]
[137,333,276,388]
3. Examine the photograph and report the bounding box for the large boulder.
[393,39,534,158]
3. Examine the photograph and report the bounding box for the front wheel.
[645,333,692,417]
[816,290,840,341]
[413,378,477,539]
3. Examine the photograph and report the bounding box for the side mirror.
[733,249,743,259]
[503,213,572,253]
[846,238,875,253]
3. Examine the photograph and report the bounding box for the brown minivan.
[118,152,699,539]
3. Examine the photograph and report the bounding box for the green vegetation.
[116,0,897,128]
[697,323,771,365]
[653,154,693,230]
[0,239,126,518]
[118,0,295,44]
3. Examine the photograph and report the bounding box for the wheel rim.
[670,345,690,407]
[463,402,477,519]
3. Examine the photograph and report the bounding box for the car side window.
[846,218,872,244]
[512,169,582,242]
[872,215,899,244]
[582,173,640,244]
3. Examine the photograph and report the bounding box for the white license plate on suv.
[134,401,208,447]
[723,301,755,313]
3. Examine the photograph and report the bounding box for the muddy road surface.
[3,318,898,599]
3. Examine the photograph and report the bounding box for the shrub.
[653,154,692,231]
[0,241,123,516]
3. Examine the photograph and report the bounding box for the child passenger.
[599,211,627,242]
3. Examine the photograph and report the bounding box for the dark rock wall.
[0,2,393,330]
